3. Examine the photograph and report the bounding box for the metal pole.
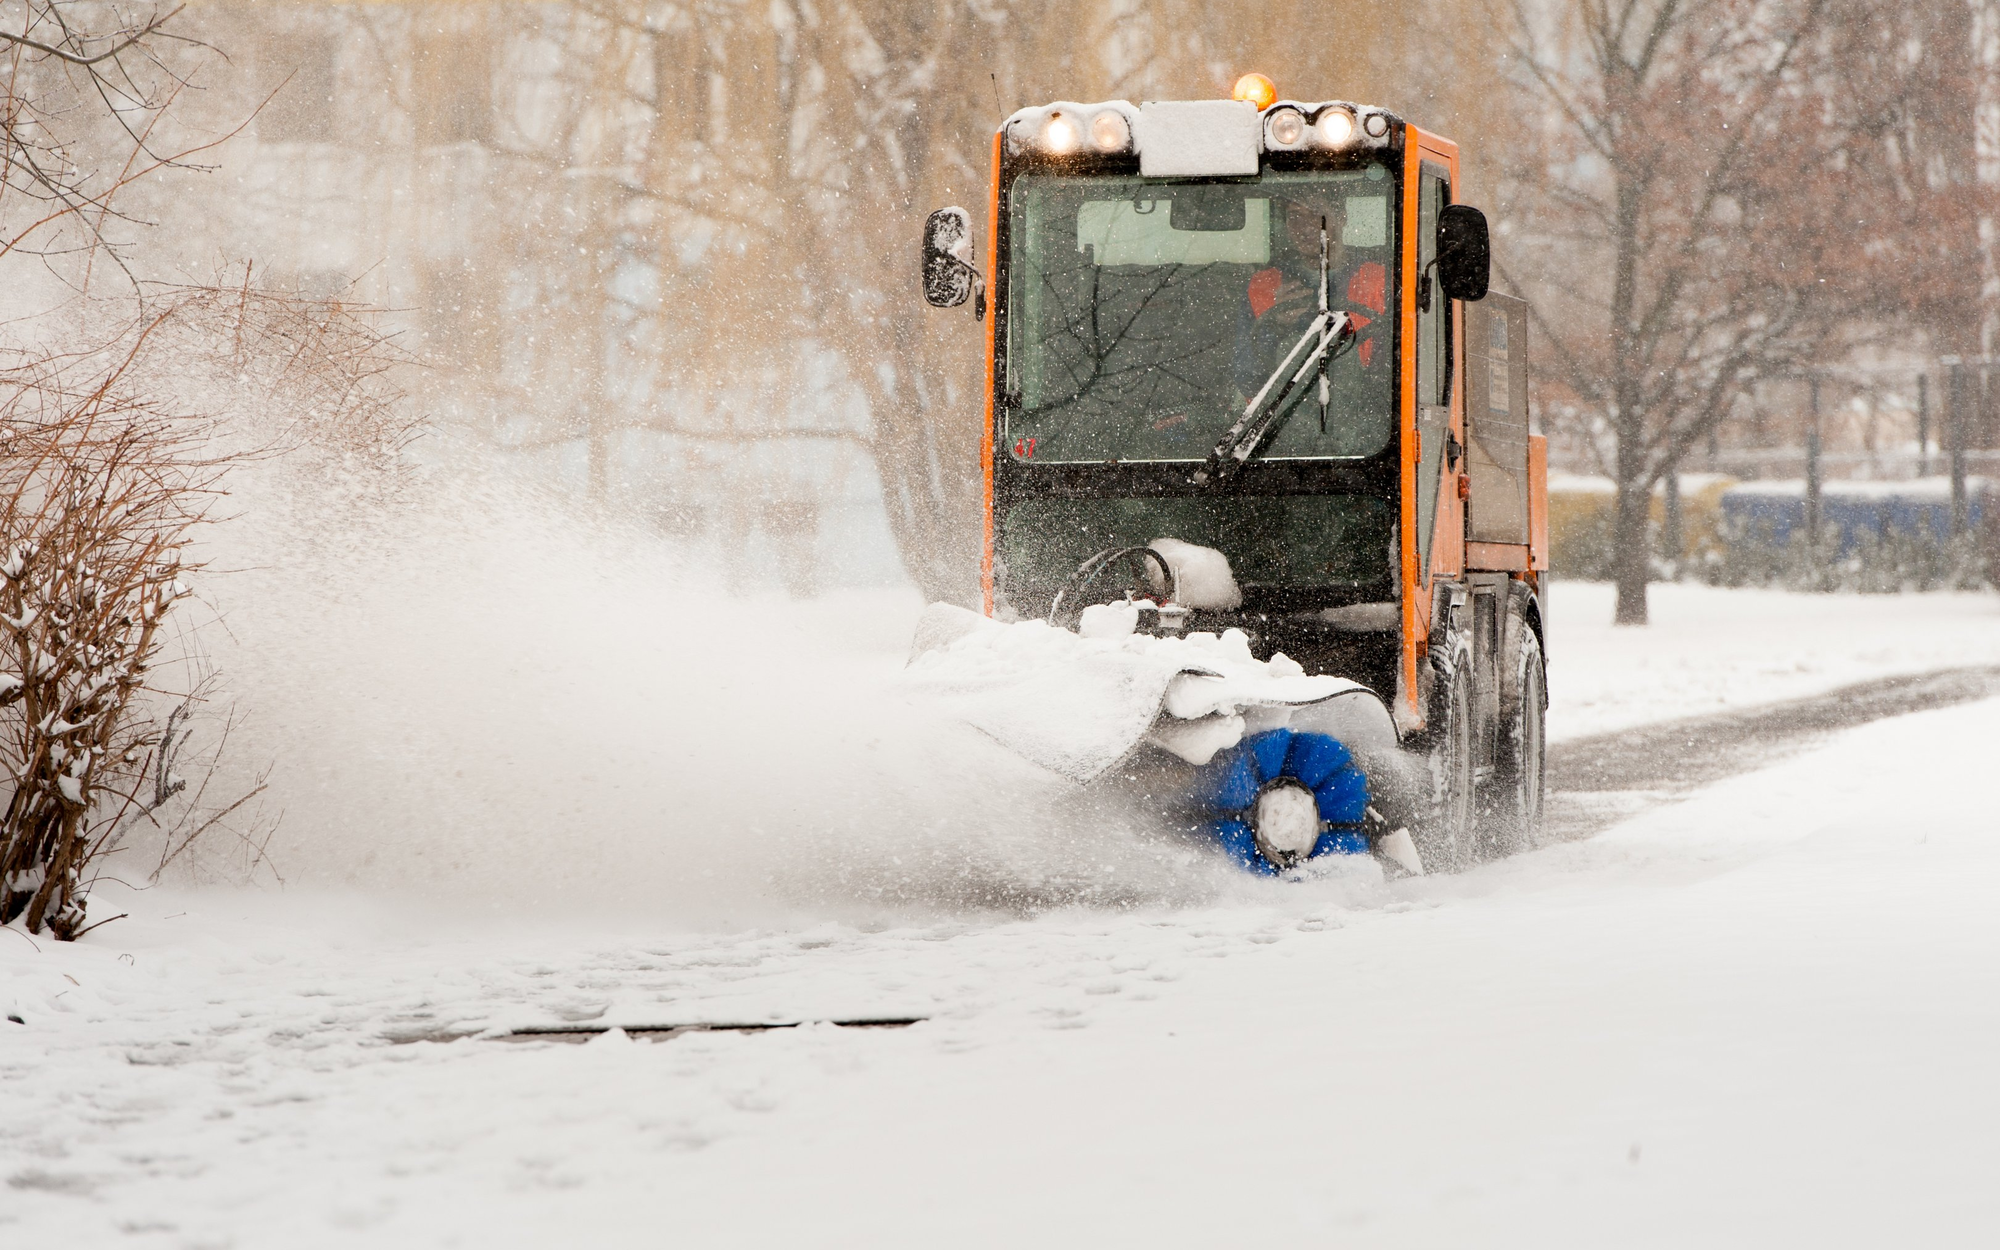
[1805,377,1822,550]
[1951,363,1970,537]
[1663,464,1683,566]
[1976,2,2000,397]
[1918,373,1931,477]
[1986,361,1997,453]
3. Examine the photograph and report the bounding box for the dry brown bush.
[0,283,416,938]
[0,321,225,936]
[144,275,419,475]
[0,5,418,937]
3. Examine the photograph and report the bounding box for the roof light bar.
[1232,73,1278,111]
[1316,106,1356,147]
[1090,109,1132,153]
[1002,98,1394,159]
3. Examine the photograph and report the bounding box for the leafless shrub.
[0,278,416,938]
[0,320,227,936]
[141,272,421,476]
[0,4,418,936]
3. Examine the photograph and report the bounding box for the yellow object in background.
[1546,473,1737,577]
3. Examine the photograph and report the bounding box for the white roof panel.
[1136,100,1261,177]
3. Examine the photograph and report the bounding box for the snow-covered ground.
[6,583,2000,1246]
[1546,580,2000,740]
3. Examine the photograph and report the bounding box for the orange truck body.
[967,98,1545,739]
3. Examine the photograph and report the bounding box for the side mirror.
[922,206,985,319]
[1437,204,1491,302]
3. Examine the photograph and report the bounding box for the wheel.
[1482,617,1547,854]
[1412,651,1476,872]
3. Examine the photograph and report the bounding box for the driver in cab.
[1231,191,1387,408]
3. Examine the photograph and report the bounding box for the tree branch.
[0,6,181,68]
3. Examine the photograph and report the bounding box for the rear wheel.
[1482,621,1547,854]
[1413,655,1476,871]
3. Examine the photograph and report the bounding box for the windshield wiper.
[1194,216,1356,487]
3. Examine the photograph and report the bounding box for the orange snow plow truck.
[917,75,1548,876]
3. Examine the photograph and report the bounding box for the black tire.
[1413,650,1477,872]
[1482,616,1547,855]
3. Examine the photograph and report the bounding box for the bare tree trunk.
[1613,474,1651,625]
[1609,159,1650,625]
[1661,463,1683,565]
[1977,0,2000,369]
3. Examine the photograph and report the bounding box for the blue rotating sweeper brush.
[1196,729,1371,874]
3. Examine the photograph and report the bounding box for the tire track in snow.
[1544,665,2000,842]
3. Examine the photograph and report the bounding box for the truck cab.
[925,79,1549,870]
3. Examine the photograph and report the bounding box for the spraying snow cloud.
[170,442,1300,926]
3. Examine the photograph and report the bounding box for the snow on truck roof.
[1003,98,1400,178]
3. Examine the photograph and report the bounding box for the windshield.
[1004,168,1397,465]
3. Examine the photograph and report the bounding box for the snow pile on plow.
[901,603,1362,783]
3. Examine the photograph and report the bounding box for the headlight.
[1042,111,1080,154]
[1316,107,1356,147]
[1362,111,1389,138]
[1090,110,1131,153]
[1266,107,1307,147]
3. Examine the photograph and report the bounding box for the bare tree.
[0,320,225,937]
[0,1,231,280]
[1862,0,2000,442]
[1503,0,1918,623]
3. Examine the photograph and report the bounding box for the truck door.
[1413,160,1455,583]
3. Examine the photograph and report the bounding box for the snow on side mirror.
[922,206,985,319]
[1437,204,1491,303]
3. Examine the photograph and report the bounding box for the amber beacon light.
[1231,73,1278,110]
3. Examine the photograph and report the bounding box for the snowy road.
[6,585,2000,1246]
[1546,663,2000,839]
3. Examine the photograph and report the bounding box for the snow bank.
[1547,580,2000,741]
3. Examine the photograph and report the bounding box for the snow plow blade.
[903,603,1361,781]
[902,604,1416,873]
